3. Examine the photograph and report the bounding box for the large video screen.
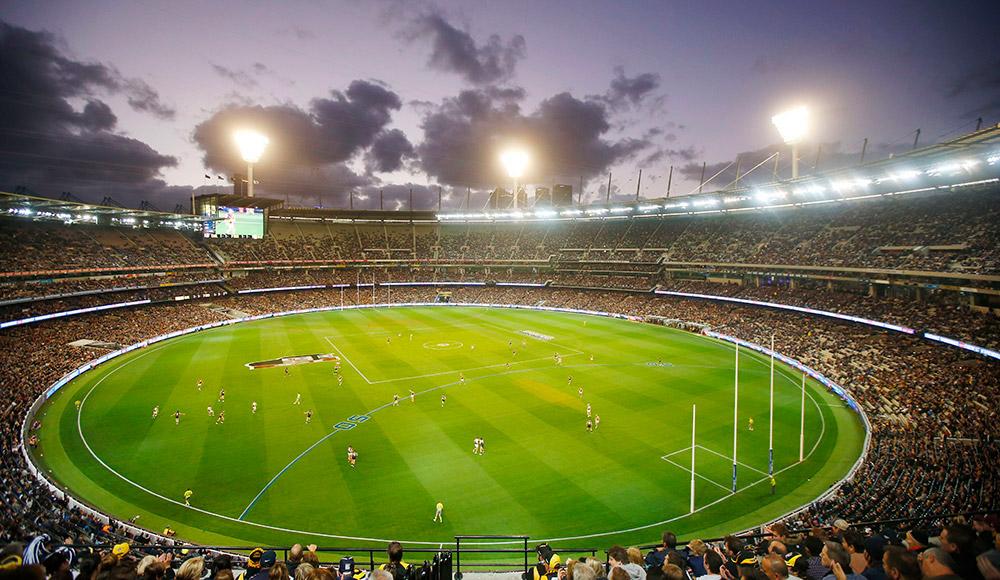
[205,206,265,239]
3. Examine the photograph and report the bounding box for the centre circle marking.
[422,340,464,351]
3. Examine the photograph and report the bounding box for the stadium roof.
[0,191,207,228]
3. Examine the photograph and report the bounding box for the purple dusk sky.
[1,0,998,210]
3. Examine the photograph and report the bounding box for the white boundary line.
[34,302,863,546]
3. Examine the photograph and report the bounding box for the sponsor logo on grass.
[519,330,554,341]
[422,341,464,350]
[245,353,340,370]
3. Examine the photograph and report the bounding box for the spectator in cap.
[881,548,918,580]
[918,548,961,580]
[248,551,277,580]
[860,537,886,580]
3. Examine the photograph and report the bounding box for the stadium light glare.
[500,148,530,178]
[771,106,810,145]
[772,106,809,179]
[234,130,269,198]
[234,130,269,163]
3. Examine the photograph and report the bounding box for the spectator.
[378,542,410,580]
[820,543,862,580]
[881,548,918,580]
[940,523,984,580]
[860,537,886,580]
[610,546,646,580]
[918,548,961,580]
[698,551,723,580]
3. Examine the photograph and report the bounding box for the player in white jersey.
[459,373,465,385]
[568,375,573,385]
[578,386,584,398]
[252,401,257,414]
[473,437,479,454]
[152,406,159,420]
[305,409,313,423]
[216,410,225,424]
[594,415,601,430]
[586,418,593,432]
[196,379,203,391]
[293,393,301,405]
[337,375,344,386]
[173,410,183,425]
[441,394,447,407]
[218,388,225,403]
[409,389,415,403]
[393,394,400,406]
[586,403,592,418]
[207,405,214,416]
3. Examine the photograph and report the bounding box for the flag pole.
[769,334,775,477]
[732,343,739,493]
[799,373,806,462]
[690,403,697,513]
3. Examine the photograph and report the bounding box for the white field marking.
[323,339,375,384]
[67,313,838,546]
[323,336,581,385]
[696,444,770,476]
[660,455,732,493]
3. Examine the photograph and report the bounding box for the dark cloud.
[367,129,415,173]
[601,66,661,109]
[0,20,179,205]
[406,11,526,85]
[191,79,405,203]
[416,86,653,189]
[211,62,280,89]
[121,78,175,120]
[211,63,258,88]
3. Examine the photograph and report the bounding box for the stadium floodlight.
[500,148,529,209]
[771,106,809,179]
[234,130,269,198]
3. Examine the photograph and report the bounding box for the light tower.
[234,130,269,198]
[500,148,529,209]
[771,106,809,179]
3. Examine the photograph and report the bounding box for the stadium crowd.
[0,286,996,554]
[1,520,998,580]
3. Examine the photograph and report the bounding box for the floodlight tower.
[771,106,809,179]
[234,130,269,197]
[500,148,529,208]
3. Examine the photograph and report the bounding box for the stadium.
[1,5,998,580]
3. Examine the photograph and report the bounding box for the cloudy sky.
[2,0,998,211]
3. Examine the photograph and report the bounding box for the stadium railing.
[55,539,602,574]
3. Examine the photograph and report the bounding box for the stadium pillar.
[635,169,642,200]
[698,162,707,194]
[247,163,254,197]
[732,344,739,493]
[606,172,612,203]
[666,165,673,198]
[860,138,868,163]
[791,144,799,179]
[690,404,696,513]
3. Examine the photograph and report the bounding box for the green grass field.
[32,306,865,550]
